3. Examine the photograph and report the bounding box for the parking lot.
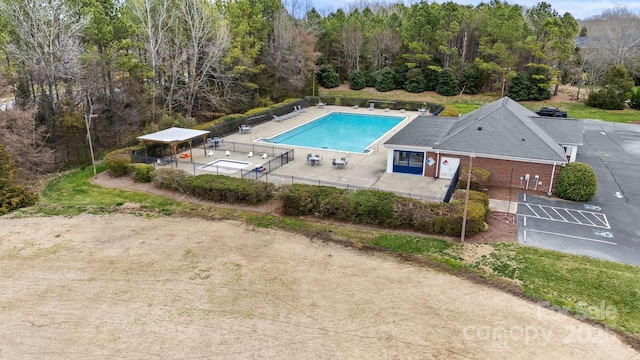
[517,120,640,266]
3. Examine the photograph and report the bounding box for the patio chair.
[273,114,284,122]
[261,153,268,159]
[369,103,374,111]
[332,158,337,167]
[307,153,312,162]
[225,150,231,156]
[317,102,325,108]
[207,151,214,157]
[248,151,253,158]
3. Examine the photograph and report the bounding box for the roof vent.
[477,126,483,131]
[521,138,526,141]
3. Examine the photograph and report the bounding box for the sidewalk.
[489,198,518,214]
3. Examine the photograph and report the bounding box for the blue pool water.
[264,112,405,153]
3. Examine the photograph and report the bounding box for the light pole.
[461,155,475,243]
[84,113,98,178]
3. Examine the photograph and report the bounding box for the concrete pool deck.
[170,105,451,201]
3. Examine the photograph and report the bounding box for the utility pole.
[85,113,98,178]
[461,155,474,243]
[85,96,98,178]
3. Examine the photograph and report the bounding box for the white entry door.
[439,157,460,180]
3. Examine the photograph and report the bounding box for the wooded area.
[0,0,639,180]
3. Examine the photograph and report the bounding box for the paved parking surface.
[518,120,640,266]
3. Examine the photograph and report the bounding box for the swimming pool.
[263,112,405,153]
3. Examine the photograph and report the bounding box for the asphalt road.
[518,120,640,266]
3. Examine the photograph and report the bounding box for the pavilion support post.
[188,140,194,162]
[171,144,178,168]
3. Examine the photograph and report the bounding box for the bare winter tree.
[580,7,640,77]
[264,10,319,97]
[369,27,402,70]
[0,0,89,113]
[0,107,55,179]
[173,0,231,117]
[127,0,172,124]
[338,21,364,75]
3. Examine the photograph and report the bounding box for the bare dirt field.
[0,214,638,359]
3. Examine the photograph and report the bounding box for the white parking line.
[525,229,617,245]
[519,204,610,229]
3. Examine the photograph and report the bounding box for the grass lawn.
[34,165,180,216]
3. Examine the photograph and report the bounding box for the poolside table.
[309,156,321,166]
[334,159,346,169]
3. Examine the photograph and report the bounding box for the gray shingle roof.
[385,97,581,163]
[531,117,583,145]
[384,115,457,147]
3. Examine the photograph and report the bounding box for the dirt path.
[0,214,637,359]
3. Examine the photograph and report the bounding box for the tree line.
[0,0,638,181]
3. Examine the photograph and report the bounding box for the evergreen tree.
[436,68,459,96]
[349,70,366,90]
[507,72,531,101]
[460,64,482,94]
[404,68,426,93]
[507,64,551,101]
[586,64,634,110]
[318,66,340,88]
[424,66,441,91]
[375,67,396,92]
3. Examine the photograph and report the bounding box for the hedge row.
[316,96,441,113]
[150,168,274,204]
[278,184,488,237]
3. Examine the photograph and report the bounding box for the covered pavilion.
[137,127,210,164]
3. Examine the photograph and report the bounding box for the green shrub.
[457,166,490,192]
[349,70,366,90]
[278,184,350,216]
[350,190,397,225]
[0,184,37,215]
[0,144,37,214]
[183,174,275,204]
[404,72,426,93]
[629,89,640,110]
[556,162,598,201]
[151,168,189,191]
[319,66,340,88]
[375,67,396,92]
[103,148,134,177]
[451,189,490,221]
[438,105,459,117]
[132,164,154,183]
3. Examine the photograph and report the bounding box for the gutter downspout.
[548,162,557,196]
[435,151,440,178]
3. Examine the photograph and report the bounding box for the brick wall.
[426,153,562,193]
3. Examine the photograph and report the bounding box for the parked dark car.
[535,107,568,117]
